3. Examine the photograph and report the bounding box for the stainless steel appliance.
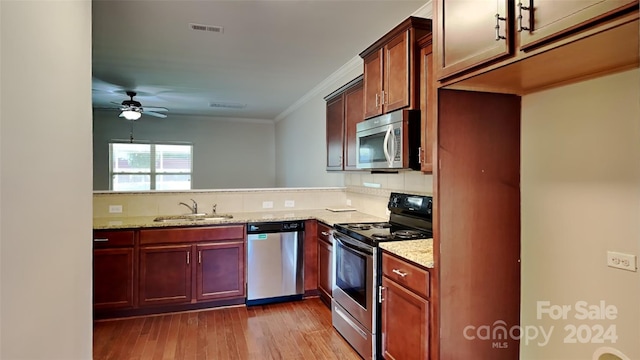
[355,109,421,170]
[332,192,433,359]
[246,221,304,306]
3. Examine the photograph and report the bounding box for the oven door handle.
[333,233,373,257]
[383,124,393,167]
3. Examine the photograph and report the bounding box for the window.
[109,143,193,191]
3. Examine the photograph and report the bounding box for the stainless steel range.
[331,192,432,360]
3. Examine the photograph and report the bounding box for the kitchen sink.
[153,214,234,223]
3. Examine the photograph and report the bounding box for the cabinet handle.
[186,251,190,265]
[379,285,385,303]
[383,90,388,105]
[198,251,202,264]
[392,268,408,277]
[93,238,109,242]
[495,14,507,41]
[375,93,380,108]
[321,231,330,236]
[517,1,531,32]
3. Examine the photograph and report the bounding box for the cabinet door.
[383,31,410,114]
[317,237,333,306]
[326,95,344,170]
[196,241,245,301]
[139,245,192,306]
[436,0,511,79]
[517,0,638,49]
[343,80,364,170]
[419,40,434,173]
[363,49,384,119]
[381,277,429,360]
[93,248,135,309]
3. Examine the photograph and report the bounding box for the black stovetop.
[333,221,432,247]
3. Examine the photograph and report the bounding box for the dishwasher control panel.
[247,220,305,234]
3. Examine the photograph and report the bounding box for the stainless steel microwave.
[355,109,420,170]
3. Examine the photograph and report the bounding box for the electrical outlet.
[284,200,295,208]
[346,199,352,206]
[262,201,274,209]
[607,251,637,272]
[109,205,123,213]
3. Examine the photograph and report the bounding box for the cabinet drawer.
[382,252,429,298]
[93,230,135,248]
[317,222,332,244]
[140,225,245,245]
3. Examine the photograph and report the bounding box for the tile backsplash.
[93,172,434,219]
[93,188,348,218]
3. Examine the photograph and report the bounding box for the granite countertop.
[379,239,434,268]
[93,209,387,230]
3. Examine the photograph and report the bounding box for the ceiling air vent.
[189,23,224,34]
[209,102,246,110]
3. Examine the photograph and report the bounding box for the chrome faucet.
[178,199,198,214]
[211,204,217,215]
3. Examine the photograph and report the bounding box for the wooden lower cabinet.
[93,230,136,311]
[317,222,333,307]
[139,244,192,306]
[196,241,245,301]
[381,252,430,360]
[93,248,135,310]
[137,225,247,309]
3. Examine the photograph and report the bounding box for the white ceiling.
[92,0,427,120]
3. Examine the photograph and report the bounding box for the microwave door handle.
[389,126,397,166]
[383,125,393,166]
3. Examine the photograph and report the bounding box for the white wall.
[521,69,640,359]
[1,1,93,359]
[93,110,276,190]
[274,62,362,188]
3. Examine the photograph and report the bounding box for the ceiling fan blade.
[142,106,168,112]
[144,111,168,118]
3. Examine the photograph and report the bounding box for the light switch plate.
[109,205,123,213]
[284,200,295,208]
[262,201,274,209]
[346,199,352,206]
[607,251,637,272]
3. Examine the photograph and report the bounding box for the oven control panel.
[388,192,432,217]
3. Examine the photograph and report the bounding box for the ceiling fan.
[113,91,169,120]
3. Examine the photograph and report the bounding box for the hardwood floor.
[93,298,362,360]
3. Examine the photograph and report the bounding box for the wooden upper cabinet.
[325,95,345,170]
[325,76,364,171]
[435,0,511,80]
[363,49,383,119]
[418,35,434,173]
[517,0,638,49]
[435,0,639,82]
[383,31,410,114]
[343,82,363,170]
[360,17,432,120]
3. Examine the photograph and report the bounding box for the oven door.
[332,231,376,332]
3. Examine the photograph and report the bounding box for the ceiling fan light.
[121,110,142,120]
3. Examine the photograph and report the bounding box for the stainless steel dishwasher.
[246,220,304,306]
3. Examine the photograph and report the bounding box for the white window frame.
[109,142,194,191]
